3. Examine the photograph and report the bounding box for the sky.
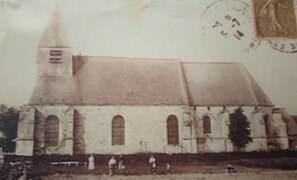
[0,0,297,114]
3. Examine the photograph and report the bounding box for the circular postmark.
[201,0,261,52]
[267,40,297,53]
[266,0,297,53]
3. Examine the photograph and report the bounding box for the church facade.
[16,8,288,156]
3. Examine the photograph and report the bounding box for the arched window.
[112,115,125,145]
[45,115,59,147]
[203,115,211,134]
[167,115,179,145]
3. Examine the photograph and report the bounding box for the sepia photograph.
[0,0,297,179]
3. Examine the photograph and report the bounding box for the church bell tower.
[37,5,73,77]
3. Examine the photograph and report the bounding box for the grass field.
[27,157,297,179]
[40,171,297,180]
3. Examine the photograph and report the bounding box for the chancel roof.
[183,63,273,106]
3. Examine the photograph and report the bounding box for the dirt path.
[42,170,297,180]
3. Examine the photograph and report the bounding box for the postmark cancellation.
[201,0,261,52]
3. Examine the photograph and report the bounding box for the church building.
[16,7,288,156]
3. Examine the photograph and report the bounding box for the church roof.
[183,63,273,106]
[29,57,273,106]
[38,5,71,48]
[29,56,189,105]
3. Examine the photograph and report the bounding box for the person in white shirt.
[88,155,95,170]
[149,155,157,174]
[108,156,117,176]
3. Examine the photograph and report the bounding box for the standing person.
[88,154,95,170]
[118,155,125,175]
[108,156,117,176]
[166,163,171,174]
[166,153,172,174]
[149,155,157,174]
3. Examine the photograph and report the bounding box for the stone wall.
[37,48,73,77]
[271,112,289,149]
[16,104,288,155]
[193,106,272,152]
[73,105,195,154]
[33,106,74,155]
[16,106,35,156]
[194,106,232,152]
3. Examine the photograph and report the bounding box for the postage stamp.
[201,0,261,52]
[265,0,297,53]
[252,0,297,39]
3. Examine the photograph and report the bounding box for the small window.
[203,115,211,134]
[167,115,179,145]
[45,115,59,147]
[112,115,125,145]
[49,50,63,63]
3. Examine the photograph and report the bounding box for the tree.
[229,107,252,151]
[0,105,19,152]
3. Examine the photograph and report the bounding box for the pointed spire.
[39,4,71,48]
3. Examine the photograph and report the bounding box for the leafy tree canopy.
[229,107,252,150]
[0,104,19,152]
